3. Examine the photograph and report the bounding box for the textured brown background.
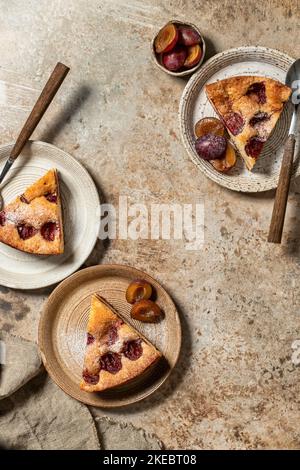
[0,0,300,449]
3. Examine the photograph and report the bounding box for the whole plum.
[162,47,187,71]
[195,134,227,160]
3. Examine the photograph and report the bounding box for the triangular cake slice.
[80,295,162,392]
[0,169,64,255]
[205,76,291,170]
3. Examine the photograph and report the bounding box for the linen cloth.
[0,333,163,450]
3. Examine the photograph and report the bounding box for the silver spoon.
[0,62,69,210]
[268,59,300,243]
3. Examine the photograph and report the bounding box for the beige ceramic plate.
[0,141,100,289]
[180,46,299,192]
[38,264,181,408]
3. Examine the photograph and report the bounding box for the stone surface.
[0,0,300,449]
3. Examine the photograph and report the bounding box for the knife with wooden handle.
[0,62,70,186]
[268,59,299,243]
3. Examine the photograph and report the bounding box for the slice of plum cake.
[0,169,64,255]
[80,295,162,392]
[205,76,291,170]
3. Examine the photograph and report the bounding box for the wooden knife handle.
[10,62,70,160]
[268,134,295,243]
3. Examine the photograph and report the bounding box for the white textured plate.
[0,141,100,289]
[180,46,299,192]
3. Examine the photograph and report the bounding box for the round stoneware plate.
[38,264,181,408]
[180,46,299,192]
[0,141,100,289]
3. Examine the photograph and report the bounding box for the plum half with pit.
[126,279,152,304]
[131,299,162,323]
[194,117,225,138]
[162,47,187,71]
[195,133,227,160]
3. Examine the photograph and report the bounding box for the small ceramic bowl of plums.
[152,20,205,77]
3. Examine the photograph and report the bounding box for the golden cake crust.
[205,76,291,170]
[0,169,64,255]
[80,295,162,392]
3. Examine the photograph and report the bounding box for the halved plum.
[126,279,152,304]
[211,143,237,173]
[178,26,201,46]
[131,299,162,323]
[154,23,178,54]
[194,117,225,138]
[184,44,202,68]
[162,47,187,71]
